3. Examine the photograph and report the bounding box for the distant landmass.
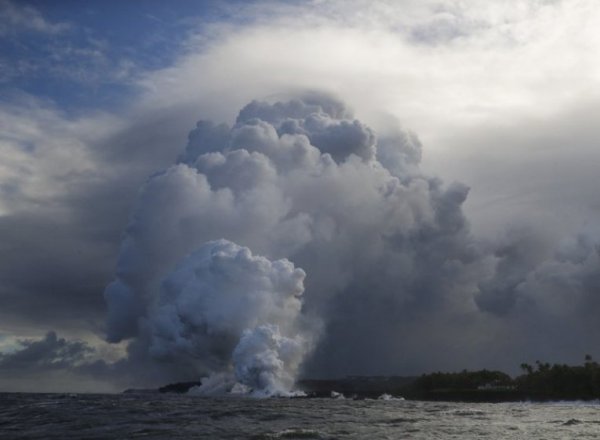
[124,356,600,402]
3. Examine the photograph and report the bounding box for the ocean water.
[1,393,599,439]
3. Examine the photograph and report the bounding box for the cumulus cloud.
[0,331,91,372]
[0,331,124,393]
[103,94,489,386]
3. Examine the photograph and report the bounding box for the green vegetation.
[415,369,512,392]
[407,355,600,402]
[404,369,517,402]
[516,355,600,400]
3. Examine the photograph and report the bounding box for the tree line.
[406,355,600,401]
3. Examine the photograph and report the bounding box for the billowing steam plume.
[149,239,310,396]
[104,92,479,392]
[105,92,600,393]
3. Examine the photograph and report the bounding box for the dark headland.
[125,357,600,402]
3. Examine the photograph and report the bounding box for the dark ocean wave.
[1,393,600,439]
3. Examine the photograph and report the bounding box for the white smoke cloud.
[103,92,600,387]
[147,239,311,395]
[104,93,486,386]
[232,324,307,396]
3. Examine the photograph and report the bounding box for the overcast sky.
[1,0,600,393]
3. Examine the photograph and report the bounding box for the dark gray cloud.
[0,331,91,372]
[475,227,551,315]
[0,106,188,337]
[0,213,114,331]
[480,231,600,322]
[0,331,140,392]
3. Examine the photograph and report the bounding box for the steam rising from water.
[103,92,600,394]
[149,240,311,396]
[103,93,477,394]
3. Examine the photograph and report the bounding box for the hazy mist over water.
[2,393,600,439]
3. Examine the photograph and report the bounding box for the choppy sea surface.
[1,392,600,439]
